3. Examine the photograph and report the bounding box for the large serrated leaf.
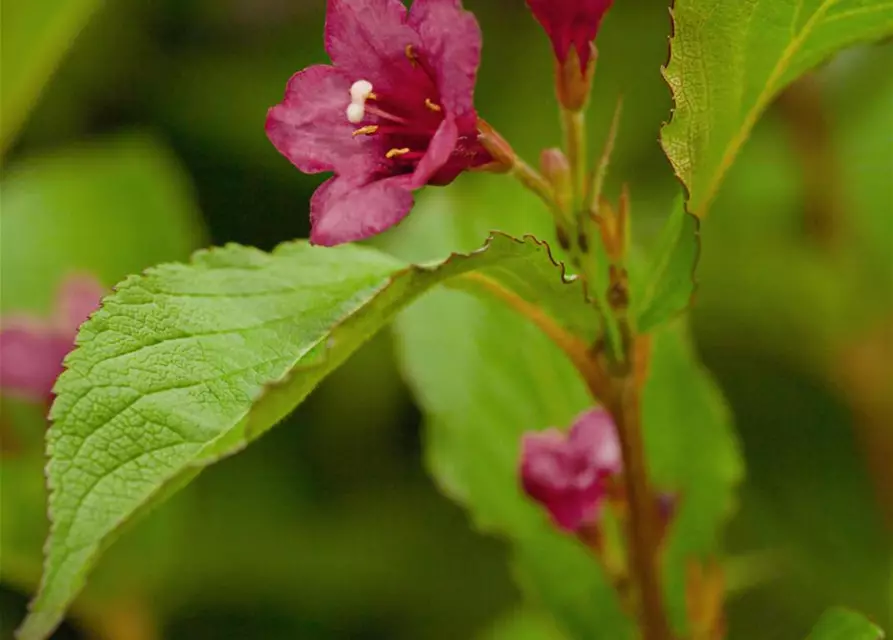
[19,232,595,640]
[661,0,893,218]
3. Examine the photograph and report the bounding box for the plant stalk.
[609,364,672,640]
[562,108,588,217]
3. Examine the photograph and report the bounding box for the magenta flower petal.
[408,0,482,116]
[266,65,374,175]
[268,0,490,245]
[410,115,458,188]
[526,0,614,70]
[0,321,73,402]
[568,407,623,476]
[310,174,415,246]
[325,0,420,85]
[519,408,622,532]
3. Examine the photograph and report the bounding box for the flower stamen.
[350,79,374,103]
[352,125,379,136]
[346,103,366,124]
[364,105,411,125]
[347,79,376,123]
[385,147,411,159]
[405,44,418,66]
[424,98,442,112]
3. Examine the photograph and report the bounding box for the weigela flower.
[0,274,104,404]
[266,0,491,246]
[520,408,622,532]
[525,0,614,71]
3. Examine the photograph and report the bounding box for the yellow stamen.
[352,125,379,136]
[386,147,411,159]
[367,92,378,100]
[405,44,418,66]
[424,98,442,112]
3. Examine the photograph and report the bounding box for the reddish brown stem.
[605,356,671,640]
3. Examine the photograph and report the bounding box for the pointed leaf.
[661,0,893,217]
[635,196,701,332]
[19,233,594,640]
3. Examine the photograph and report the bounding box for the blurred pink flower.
[0,274,105,404]
[266,0,491,246]
[520,407,622,532]
[526,0,614,71]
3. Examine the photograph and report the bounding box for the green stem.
[562,108,588,217]
[508,158,566,221]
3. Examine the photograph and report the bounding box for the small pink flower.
[0,274,105,404]
[520,408,622,532]
[526,0,614,71]
[266,0,491,246]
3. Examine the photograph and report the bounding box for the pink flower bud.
[0,274,104,404]
[520,408,622,532]
[525,0,614,72]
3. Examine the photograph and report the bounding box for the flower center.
[345,77,444,165]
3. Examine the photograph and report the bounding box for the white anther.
[346,102,365,124]
[350,79,374,103]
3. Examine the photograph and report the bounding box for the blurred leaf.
[807,608,884,639]
[661,0,893,218]
[0,0,103,153]
[395,271,629,639]
[644,323,743,631]
[388,184,742,637]
[0,452,48,592]
[830,45,893,298]
[0,135,205,314]
[635,196,701,333]
[1,134,205,602]
[478,609,567,640]
[19,232,596,639]
[708,352,892,635]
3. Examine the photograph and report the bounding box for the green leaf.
[0,0,103,153]
[808,608,885,640]
[18,232,594,640]
[0,135,205,315]
[388,185,742,637]
[644,323,743,631]
[661,0,893,218]
[635,196,701,333]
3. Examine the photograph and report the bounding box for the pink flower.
[0,274,105,404]
[520,408,622,532]
[266,0,491,246]
[526,0,614,71]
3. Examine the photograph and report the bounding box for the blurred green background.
[1,0,891,638]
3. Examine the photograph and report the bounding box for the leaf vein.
[696,0,840,217]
